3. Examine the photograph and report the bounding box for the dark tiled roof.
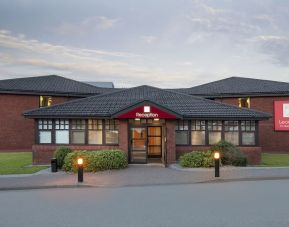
[83,81,114,88]
[24,85,271,120]
[0,75,116,96]
[175,77,289,97]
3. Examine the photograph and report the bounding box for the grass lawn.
[0,152,48,175]
[261,153,289,167]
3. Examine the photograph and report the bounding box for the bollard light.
[77,158,84,183]
[214,151,220,178]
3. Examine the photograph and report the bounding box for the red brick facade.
[216,96,289,153]
[0,94,77,152]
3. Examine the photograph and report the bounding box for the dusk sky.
[1,0,289,88]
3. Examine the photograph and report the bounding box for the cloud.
[252,35,289,66]
[140,35,157,44]
[0,30,200,88]
[53,16,120,36]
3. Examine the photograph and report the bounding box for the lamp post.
[214,152,220,178]
[77,158,83,183]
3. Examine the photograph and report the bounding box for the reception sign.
[274,101,289,131]
[117,105,177,119]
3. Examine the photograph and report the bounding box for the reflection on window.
[39,96,53,107]
[71,120,85,144]
[208,121,222,145]
[224,121,239,145]
[105,120,119,144]
[191,120,206,145]
[88,120,103,144]
[238,97,250,108]
[175,120,189,145]
[241,121,256,145]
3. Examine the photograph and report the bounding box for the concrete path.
[1,164,289,190]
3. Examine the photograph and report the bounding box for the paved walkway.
[1,164,289,190]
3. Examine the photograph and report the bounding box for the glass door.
[130,127,147,163]
[148,126,162,158]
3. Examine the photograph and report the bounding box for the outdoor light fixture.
[154,118,160,121]
[77,158,84,183]
[214,151,220,178]
[135,118,140,121]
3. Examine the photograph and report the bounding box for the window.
[208,121,222,145]
[241,121,256,145]
[71,120,85,144]
[38,119,52,143]
[238,97,250,108]
[88,120,103,144]
[191,120,206,145]
[105,120,119,144]
[224,121,239,145]
[55,120,69,144]
[175,120,189,145]
[40,96,53,107]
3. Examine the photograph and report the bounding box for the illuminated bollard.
[77,158,84,183]
[214,152,220,178]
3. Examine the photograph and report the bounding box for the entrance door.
[148,126,162,159]
[130,127,147,163]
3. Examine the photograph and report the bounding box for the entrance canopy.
[115,102,177,119]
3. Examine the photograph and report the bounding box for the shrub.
[53,146,73,169]
[63,150,128,172]
[179,151,214,168]
[210,140,247,166]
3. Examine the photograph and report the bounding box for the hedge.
[63,150,128,172]
[179,151,214,168]
[53,146,73,169]
[210,140,247,166]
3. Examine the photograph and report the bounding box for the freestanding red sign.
[274,101,289,131]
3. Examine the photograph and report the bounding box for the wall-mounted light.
[135,118,140,121]
[154,118,160,121]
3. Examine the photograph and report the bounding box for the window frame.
[55,119,70,145]
[191,120,206,146]
[88,119,103,145]
[240,120,257,146]
[70,119,86,145]
[104,119,119,145]
[175,120,190,145]
[38,119,53,144]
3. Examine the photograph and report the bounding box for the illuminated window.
[40,96,53,107]
[88,120,103,144]
[238,97,250,108]
[144,106,150,112]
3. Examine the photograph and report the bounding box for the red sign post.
[274,101,289,131]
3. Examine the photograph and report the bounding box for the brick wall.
[176,145,262,165]
[216,96,289,153]
[0,94,77,152]
[166,120,177,164]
